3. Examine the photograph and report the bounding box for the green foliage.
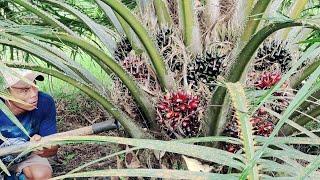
[226,82,258,179]
[0,76,4,90]
[3,134,320,178]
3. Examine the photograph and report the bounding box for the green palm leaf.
[226,82,258,180]
[52,169,239,180]
[0,159,10,176]
[11,0,77,36]
[42,0,117,52]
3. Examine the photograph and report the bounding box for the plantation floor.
[49,93,187,178]
[50,94,124,176]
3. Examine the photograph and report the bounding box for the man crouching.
[0,68,58,180]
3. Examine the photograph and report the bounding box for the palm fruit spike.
[254,40,292,73]
[254,71,281,90]
[156,91,201,138]
[156,28,172,52]
[114,37,132,61]
[166,0,179,24]
[187,52,225,91]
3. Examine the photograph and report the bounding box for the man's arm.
[30,134,58,157]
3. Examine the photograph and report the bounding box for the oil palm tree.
[0,0,320,179]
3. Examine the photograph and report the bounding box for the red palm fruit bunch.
[250,117,274,137]
[223,116,242,153]
[223,113,274,153]
[119,55,160,93]
[156,91,201,138]
[254,71,289,113]
[271,91,290,114]
[120,56,149,80]
[254,71,281,90]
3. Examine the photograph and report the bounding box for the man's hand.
[30,134,42,142]
[30,134,58,157]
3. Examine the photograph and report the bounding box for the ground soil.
[51,94,125,176]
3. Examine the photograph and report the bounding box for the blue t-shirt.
[0,92,57,145]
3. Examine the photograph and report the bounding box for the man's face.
[8,80,39,111]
